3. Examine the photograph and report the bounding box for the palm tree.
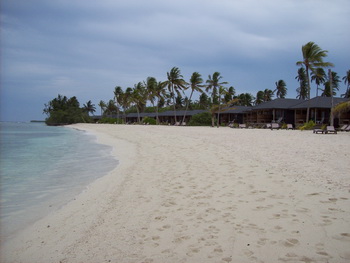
[131,82,146,123]
[182,72,204,124]
[206,72,228,106]
[163,67,187,123]
[295,67,308,100]
[121,87,132,122]
[274,80,287,98]
[199,92,210,109]
[114,86,124,123]
[216,86,229,127]
[238,93,254,106]
[153,81,167,124]
[98,100,106,116]
[332,100,350,115]
[263,89,274,101]
[224,86,236,103]
[144,77,157,109]
[342,70,350,98]
[321,71,340,97]
[105,100,118,115]
[83,100,96,115]
[296,41,334,121]
[311,68,326,97]
[255,91,264,105]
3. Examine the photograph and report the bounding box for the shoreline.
[2,124,350,263]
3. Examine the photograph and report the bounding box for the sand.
[1,124,350,263]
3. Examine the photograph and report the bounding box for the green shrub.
[188,112,212,126]
[143,117,156,125]
[299,120,316,130]
[281,123,287,129]
[99,117,123,124]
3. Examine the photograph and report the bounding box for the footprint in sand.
[280,238,299,247]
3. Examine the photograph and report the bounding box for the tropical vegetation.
[43,95,93,125]
[44,42,349,126]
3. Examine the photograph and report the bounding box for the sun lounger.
[339,124,349,131]
[271,123,280,130]
[286,124,294,130]
[325,126,337,134]
[265,123,271,129]
[345,125,350,132]
[238,124,246,129]
[181,122,186,126]
[313,128,324,134]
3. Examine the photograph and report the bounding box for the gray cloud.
[1,0,349,121]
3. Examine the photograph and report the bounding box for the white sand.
[1,124,350,263]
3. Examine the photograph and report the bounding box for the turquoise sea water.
[0,122,118,239]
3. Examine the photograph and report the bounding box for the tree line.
[44,41,350,125]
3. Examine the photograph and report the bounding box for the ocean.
[0,122,118,239]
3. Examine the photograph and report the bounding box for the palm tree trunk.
[217,94,221,128]
[306,66,311,122]
[182,90,193,124]
[172,85,177,124]
[136,107,140,124]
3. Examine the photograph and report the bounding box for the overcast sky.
[1,0,349,121]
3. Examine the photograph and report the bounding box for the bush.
[143,116,156,125]
[299,120,316,130]
[99,117,123,124]
[188,112,212,126]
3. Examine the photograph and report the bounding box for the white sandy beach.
[1,124,350,263]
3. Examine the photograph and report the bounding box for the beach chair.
[313,128,324,134]
[271,123,280,130]
[181,122,186,126]
[338,124,349,131]
[265,123,272,129]
[238,124,246,129]
[325,126,337,134]
[346,125,350,132]
[286,124,294,130]
[276,117,283,123]
[174,122,180,126]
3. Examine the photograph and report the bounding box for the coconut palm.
[342,70,350,98]
[216,86,229,127]
[295,67,308,100]
[263,89,274,101]
[105,100,118,115]
[163,67,187,123]
[153,81,167,124]
[206,72,228,106]
[238,93,254,106]
[131,82,146,123]
[274,80,287,98]
[114,86,124,123]
[144,77,157,109]
[83,100,96,115]
[255,91,264,105]
[224,86,236,103]
[296,41,334,121]
[120,87,133,122]
[98,100,106,116]
[321,71,340,97]
[311,68,326,97]
[182,72,204,124]
[332,100,350,115]
[199,92,210,109]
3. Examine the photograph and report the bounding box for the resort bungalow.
[157,110,206,125]
[290,96,349,126]
[219,106,251,125]
[245,98,302,125]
